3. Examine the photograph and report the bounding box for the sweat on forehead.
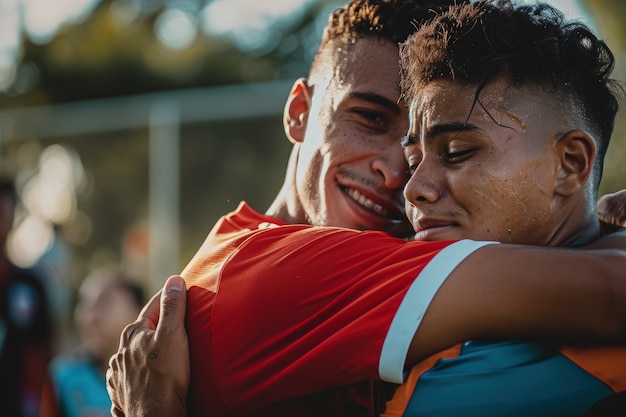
[409,78,579,134]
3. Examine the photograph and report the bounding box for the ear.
[554,130,596,197]
[283,78,313,144]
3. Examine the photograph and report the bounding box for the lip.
[412,218,458,241]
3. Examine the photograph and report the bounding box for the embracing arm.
[407,230,626,367]
[106,200,626,415]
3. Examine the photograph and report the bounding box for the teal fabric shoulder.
[402,340,613,417]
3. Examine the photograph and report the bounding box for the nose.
[403,158,441,207]
[371,147,409,191]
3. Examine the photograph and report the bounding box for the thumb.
[155,275,187,339]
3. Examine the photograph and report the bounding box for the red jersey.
[181,202,494,417]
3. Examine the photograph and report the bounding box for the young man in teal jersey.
[385,0,626,414]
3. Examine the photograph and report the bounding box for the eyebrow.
[348,91,402,116]
[401,122,485,147]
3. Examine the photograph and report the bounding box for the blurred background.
[0,0,624,347]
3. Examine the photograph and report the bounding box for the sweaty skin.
[403,79,598,246]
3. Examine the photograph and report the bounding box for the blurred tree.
[0,0,339,107]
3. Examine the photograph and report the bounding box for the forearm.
[468,244,626,341]
[408,243,626,366]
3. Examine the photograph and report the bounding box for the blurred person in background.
[40,264,144,417]
[0,175,54,417]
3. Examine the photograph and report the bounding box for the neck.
[545,198,601,247]
[556,216,601,247]
[265,146,309,225]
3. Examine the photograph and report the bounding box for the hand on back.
[598,190,626,234]
[106,275,189,417]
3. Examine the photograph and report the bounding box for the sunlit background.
[0,0,624,346]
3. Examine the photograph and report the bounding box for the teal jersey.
[384,340,626,417]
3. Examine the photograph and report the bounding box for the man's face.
[296,37,414,238]
[403,78,564,244]
[75,277,141,359]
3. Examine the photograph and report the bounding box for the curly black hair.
[400,0,623,184]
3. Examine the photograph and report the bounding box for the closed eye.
[353,109,388,131]
[442,148,476,164]
[406,153,422,175]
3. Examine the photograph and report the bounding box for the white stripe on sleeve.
[378,239,499,383]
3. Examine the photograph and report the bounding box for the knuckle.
[122,322,139,341]
[108,353,117,369]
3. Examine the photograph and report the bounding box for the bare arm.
[407,231,626,367]
[106,276,189,417]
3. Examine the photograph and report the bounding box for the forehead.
[414,80,504,118]
[328,37,403,101]
[409,78,546,133]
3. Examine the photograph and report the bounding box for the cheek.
[299,129,360,189]
[327,129,366,159]
[471,165,551,240]
[453,165,502,210]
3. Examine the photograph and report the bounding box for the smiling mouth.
[344,187,392,218]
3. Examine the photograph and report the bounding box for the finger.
[136,289,163,329]
[119,319,150,348]
[106,359,121,412]
[105,365,116,400]
[598,191,626,229]
[155,275,187,339]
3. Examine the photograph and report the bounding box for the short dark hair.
[321,0,457,45]
[114,278,146,309]
[399,0,622,186]
[309,0,460,85]
[77,264,146,309]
